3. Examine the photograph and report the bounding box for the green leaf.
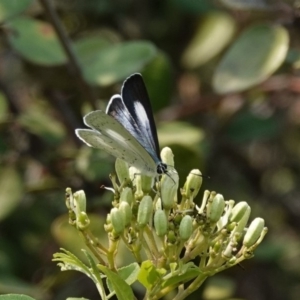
[75,35,112,66]
[137,261,162,289]
[18,102,66,145]
[81,41,157,86]
[0,0,33,22]
[182,12,236,69]
[226,110,281,142]
[98,265,135,300]
[107,263,140,292]
[142,51,172,111]
[213,24,289,94]
[162,267,202,288]
[7,17,67,66]
[53,248,91,276]
[158,122,204,149]
[220,0,271,10]
[0,167,23,221]
[0,295,35,300]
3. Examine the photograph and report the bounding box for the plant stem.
[39,0,97,109]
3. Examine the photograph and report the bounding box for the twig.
[39,0,97,109]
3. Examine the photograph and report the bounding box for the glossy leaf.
[81,41,157,86]
[7,17,67,66]
[213,24,289,94]
[0,0,33,22]
[182,12,236,68]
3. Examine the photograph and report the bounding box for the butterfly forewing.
[120,74,161,162]
[75,110,157,176]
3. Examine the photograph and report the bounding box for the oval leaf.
[82,41,157,86]
[0,167,23,221]
[0,295,35,300]
[7,17,67,66]
[0,0,33,22]
[213,24,289,94]
[182,12,236,68]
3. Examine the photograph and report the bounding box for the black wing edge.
[121,73,160,157]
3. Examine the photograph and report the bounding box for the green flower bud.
[110,207,125,234]
[115,158,130,184]
[183,169,202,199]
[243,218,265,247]
[155,198,162,210]
[179,215,193,241]
[207,193,225,223]
[129,167,143,199]
[161,147,175,167]
[119,201,132,226]
[154,210,168,237]
[77,212,90,230]
[137,195,153,227]
[233,206,251,239]
[73,190,86,214]
[230,201,250,223]
[167,230,176,244]
[161,172,179,210]
[141,175,154,194]
[120,187,134,206]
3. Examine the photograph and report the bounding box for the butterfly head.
[157,162,168,175]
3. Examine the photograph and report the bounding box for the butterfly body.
[76,74,168,177]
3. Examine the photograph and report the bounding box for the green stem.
[173,274,208,300]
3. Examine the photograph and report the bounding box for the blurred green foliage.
[0,0,299,299]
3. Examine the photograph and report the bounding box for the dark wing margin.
[121,73,161,159]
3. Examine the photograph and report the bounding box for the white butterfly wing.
[75,110,157,176]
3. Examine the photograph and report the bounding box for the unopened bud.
[161,147,175,167]
[73,190,86,214]
[154,210,168,237]
[110,208,125,234]
[233,206,251,239]
[115,158,130,184]
[179,215,193,241]
[207,193,225,223]
[77,212,90,230]
[167,230,176,244]
[243,218,265,247]
[120,187,134,206]
[183,170,202,199]
[230,201,250,223]
[161,172,179,210]
[137,196,153,227]
[119,201,132,226]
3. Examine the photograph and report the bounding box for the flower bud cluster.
[65,147,267,277]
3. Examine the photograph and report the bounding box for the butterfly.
[75,73,168,177]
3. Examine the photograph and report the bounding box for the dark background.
[0,0,300,299]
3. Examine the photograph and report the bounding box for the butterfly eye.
[157,163,168,175]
